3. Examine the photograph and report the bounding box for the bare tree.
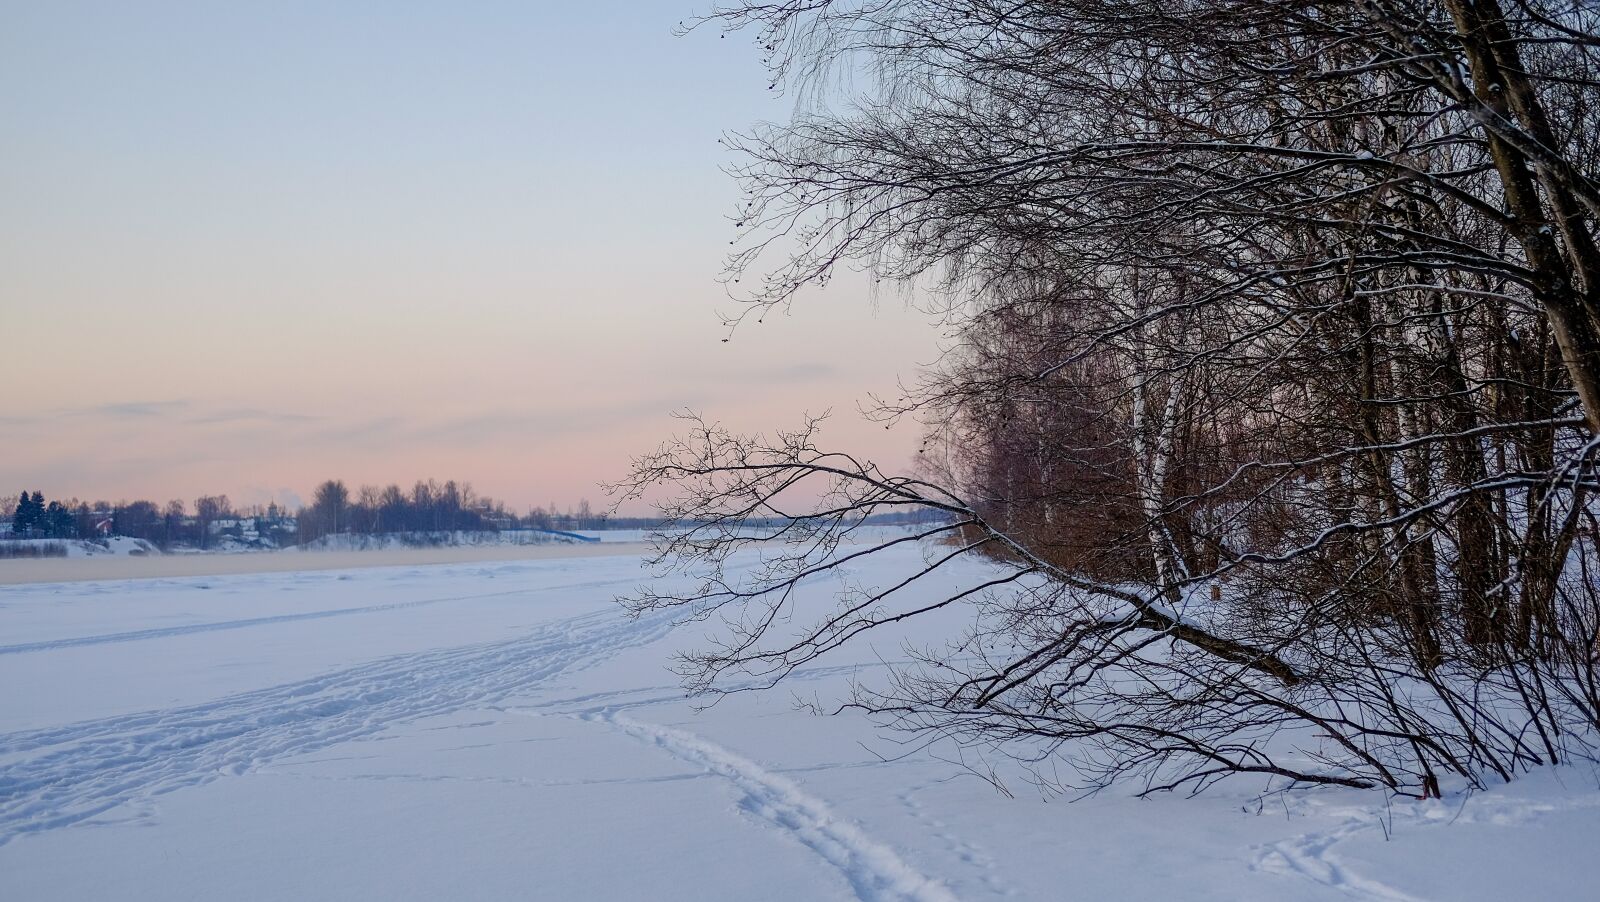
[615,0,1600,796]
[194,495,232,550]
[299,480,349,543]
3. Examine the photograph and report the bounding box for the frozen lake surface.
[0,540,650,586]
[2,543,1595,900]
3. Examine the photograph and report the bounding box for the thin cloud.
[187,408,319,426]
[304,416,408,448]
[0,401,190,431]
[87,400,190,418]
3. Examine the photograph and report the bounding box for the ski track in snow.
[0,604,680,847]
[592,709,960,902]
[0,574,643,656]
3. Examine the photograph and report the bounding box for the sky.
[0,1,942,514]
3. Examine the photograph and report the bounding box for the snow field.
[1,544,1597,900]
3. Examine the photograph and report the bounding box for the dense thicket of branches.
[620,0,1600,796]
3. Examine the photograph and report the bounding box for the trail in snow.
[0,605,679,846]
[1254,786,1600,902]
[1255,816,1427,902]
[593,709,960,902]
[0,574,643,656]
[896,783,1013,898]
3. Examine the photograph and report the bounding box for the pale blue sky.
[1,2,938,511]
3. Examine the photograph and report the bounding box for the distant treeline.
[297,479,521,543]
[3,483,950,551]
[292,479,947,542]
[2,488,292,550]
[7,490,76,538]
[595,509,951,531]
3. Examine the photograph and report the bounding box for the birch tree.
[617,0,1600,795]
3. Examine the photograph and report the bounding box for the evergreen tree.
[13,489,37,535]
[45,501,73,538]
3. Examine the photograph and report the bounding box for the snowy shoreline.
[2,542,1597,900]
[0,540,652,586]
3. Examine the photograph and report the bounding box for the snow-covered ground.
[294,529,598,552]
[1,543,1595,900]
[0,536,160,558]
[0,541,651,587]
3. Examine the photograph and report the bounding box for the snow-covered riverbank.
[2,544,1595,900]
[0,539,649,586]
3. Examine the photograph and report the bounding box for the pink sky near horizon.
[1,3,943,514]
